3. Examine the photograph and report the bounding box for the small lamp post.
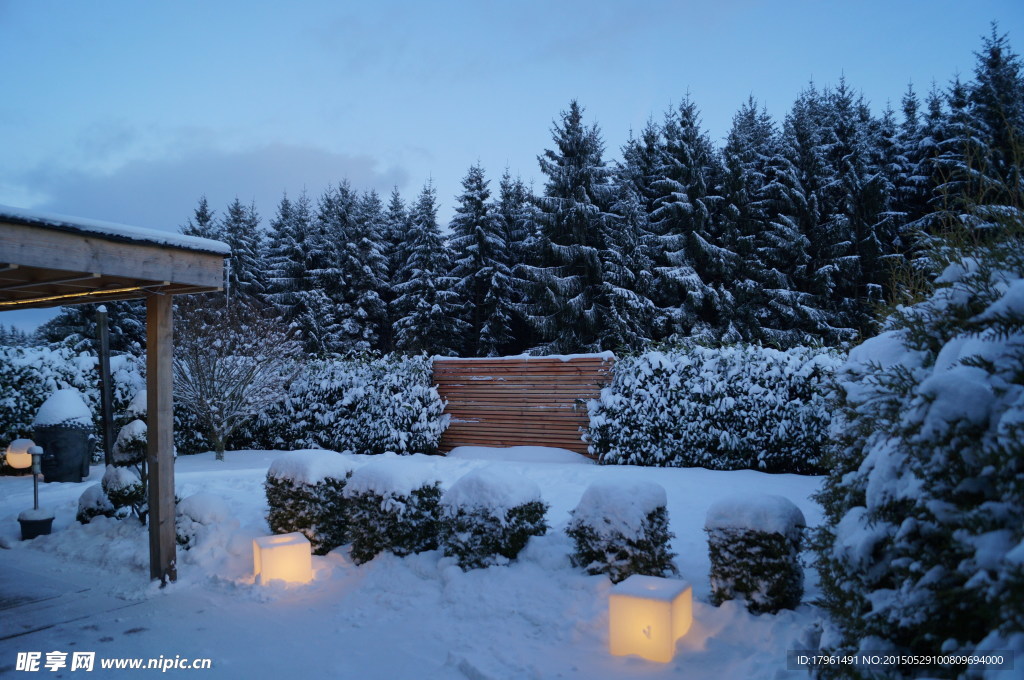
[17,444,55,540]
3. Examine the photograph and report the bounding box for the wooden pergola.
[0,206,228,583]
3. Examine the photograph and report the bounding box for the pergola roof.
[1,205,228,583]
[0,205,228,310]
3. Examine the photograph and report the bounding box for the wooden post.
[146,293,176,583]
[96,306,114,467]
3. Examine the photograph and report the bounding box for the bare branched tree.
[173,297,301,460]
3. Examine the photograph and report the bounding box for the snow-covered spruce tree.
[220,197,265,304]
[650,96,735,343]
[393,182,467,356]
[344,461,444,565]
[521,100,616,353]
[38,301,146,356]
[566,480,676,583]
[378,187,409,353]
[813,190,1024,674]
[450,163,516,356]
[440,468,548,570]
[705,494,805,614]
[264,191,336,355]
[494,171,536,353]
[181,195,221,240]
[173,296,301,460]
[600,186,657,352]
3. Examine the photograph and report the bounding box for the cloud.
[9,143,410,233]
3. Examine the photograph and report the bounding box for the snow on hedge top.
[345,458,440,497]
[267,450,356,486]
[442,466,542,513]
[705,494,805,536]
[32,388,92,427]
[0,204,229,255]
[570,480,667,536]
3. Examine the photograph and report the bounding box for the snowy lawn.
[0,447,824,679]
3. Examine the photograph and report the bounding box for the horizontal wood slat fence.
[434,355,615,457]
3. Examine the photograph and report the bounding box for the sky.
[2,0,1023,332]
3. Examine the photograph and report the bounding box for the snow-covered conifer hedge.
[705,494,804,614]
[343,460,443,564]
[566,480,676,583]
[587,344,841,473]
[264,450,356,555]
[247,354,448,456]
[814,242,1024,670]
[440,468,548,570]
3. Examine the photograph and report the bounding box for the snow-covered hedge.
[264,450,356,555]
[440,468,548,570]
[705,494,805,614]
[0,345,143,471]
[814,244,1024,670]
[587,344,841,473]
[343,460,443,564]
[566,480,676,583]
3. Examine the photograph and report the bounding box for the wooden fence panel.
[433,355,614,457]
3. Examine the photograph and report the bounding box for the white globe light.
[5,438,35,469]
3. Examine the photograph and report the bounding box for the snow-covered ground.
[0,447,824,679]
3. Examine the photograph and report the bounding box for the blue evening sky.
[2,0,1022,331]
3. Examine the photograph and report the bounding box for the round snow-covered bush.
[440,468,549,570]
[587,345,842,473]
[705,494,805,614]
[101,464,145,515]
[112,419,147,465]
[566,480,677,583]
[76,483,115,524]
[344,459,443,564]
[176,492,234,550]
[264,450,356,555]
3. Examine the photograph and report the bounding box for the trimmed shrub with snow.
[705,494,805,614]
[176,492,234,550]
[440,468,548,570]
[566,480,676,583]
[264,450,356,555]
[101,464,145,517]
[76,483,115,524]
[112,419,147,465]
[587,344,842,473]
[344,459,443,564]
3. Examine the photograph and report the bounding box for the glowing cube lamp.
[253,532,312,585]
[609,575,693,663]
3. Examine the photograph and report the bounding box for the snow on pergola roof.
[0,205,229,310]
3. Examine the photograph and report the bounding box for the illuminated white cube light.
[609,575,692,663]
[253,532,312,585]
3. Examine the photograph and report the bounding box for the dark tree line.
[34,26,1024,358]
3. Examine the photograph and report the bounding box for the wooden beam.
[0,221,225,289]
[0,272,101,292]
[146,293,176,584]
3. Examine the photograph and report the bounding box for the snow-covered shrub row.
[565,480,676,583]
[587,344,842,473]
[0,345,144,470]
[344,460,443,565]
[814,246,1024,670]
[217,354,446,456]
[705,494,805,614]
[264,450,356,555]
[439,468,548,570]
